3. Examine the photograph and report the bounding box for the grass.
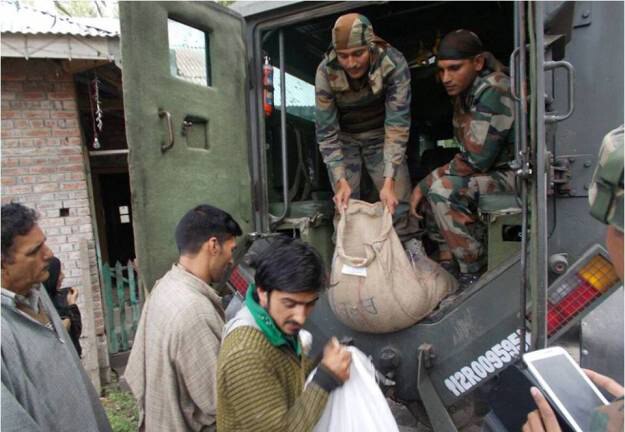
[101,380,139,432]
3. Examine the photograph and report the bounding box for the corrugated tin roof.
[273,68,315,107]
[171,48,207,86]
[229,1,299,18]
[1,2,119,37]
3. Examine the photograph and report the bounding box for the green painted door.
[119,2,251,289]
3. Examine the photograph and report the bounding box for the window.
[273,69,315,122]
[168,19,211,86]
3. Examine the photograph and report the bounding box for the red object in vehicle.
[263,56,273,117]
[557,281,600,318]
[546,247,619,337]
[547,282,600,334]
[547,304,564,334]
[228,267,249,296]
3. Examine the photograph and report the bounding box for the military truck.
[118,2,623,430]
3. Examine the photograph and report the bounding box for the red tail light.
[547,247,621,338]
[228,267,250,296]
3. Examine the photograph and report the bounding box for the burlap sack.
[329,200,456,333]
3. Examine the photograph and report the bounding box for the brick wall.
[1,58,107,374]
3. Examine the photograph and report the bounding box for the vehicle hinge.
[574,2,592,28]
[511,150,533,180]
[548,153,596,197]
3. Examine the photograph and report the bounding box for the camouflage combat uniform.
[587,125,624,432]
[315,43,412,201]
[590,397,624,432]
[588,125,624,231]
[416,68,515,273]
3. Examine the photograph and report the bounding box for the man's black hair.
[175,204,242,255]
[253,236,327,295]
[43,256,62,300]
[1,202,39,263]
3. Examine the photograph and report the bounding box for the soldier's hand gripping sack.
[329,200,456,333]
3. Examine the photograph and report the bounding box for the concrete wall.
[1,57,108,387]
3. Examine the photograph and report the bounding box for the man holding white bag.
[216,237,352,432]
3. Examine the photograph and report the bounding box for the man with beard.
[125,204,242,432]
[216,237,352,432]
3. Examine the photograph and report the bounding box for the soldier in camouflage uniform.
[409,29,515,280]
[583,125,623,432]
[315,13,411,215]
[588,125,624,281]
[523,126,624,432]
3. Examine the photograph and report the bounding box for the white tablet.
[523,346,609,432]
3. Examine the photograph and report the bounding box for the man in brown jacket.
[125,204,242,432]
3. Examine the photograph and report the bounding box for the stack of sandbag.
[329,200,456,333]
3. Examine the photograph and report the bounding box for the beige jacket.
[125,264,224,431]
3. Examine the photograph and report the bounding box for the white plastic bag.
[308,346,400,432]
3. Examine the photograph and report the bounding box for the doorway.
[74,63,136,267]
[92,171,135,264]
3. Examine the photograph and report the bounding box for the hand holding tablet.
[522,346,616,432]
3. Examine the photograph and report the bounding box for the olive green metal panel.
[119,2,251,290]
[487,214,522,270]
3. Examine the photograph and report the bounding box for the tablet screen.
[532,354,606,430]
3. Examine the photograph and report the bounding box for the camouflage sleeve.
[448,85,514,175]
[589,398,623,432]
[383,51,411,179]
[315,63,345,185]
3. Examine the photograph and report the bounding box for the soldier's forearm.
[328,164,347,187]
[382,124,409,180]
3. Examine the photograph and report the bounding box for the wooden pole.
[80,239,102,394]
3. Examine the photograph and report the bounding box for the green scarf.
[245,283,301,357]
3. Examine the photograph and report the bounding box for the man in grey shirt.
[125,204,242,432]
[1,202,111,432]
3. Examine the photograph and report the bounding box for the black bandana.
[437,29,484,60]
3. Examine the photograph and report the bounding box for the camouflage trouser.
[330,129,411,201]
[422,170,516,273]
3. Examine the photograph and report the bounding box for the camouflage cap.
[332,13,374,50]
[588,125,624,232]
